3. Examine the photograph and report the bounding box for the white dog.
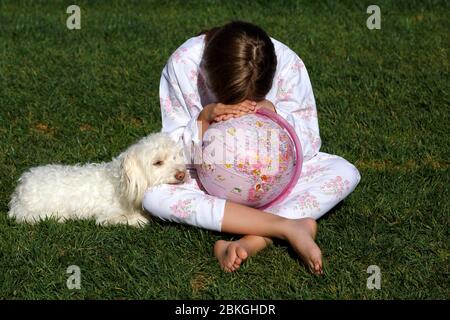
[8,133,187,227]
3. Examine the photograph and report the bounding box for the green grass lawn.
[0,0,448,299]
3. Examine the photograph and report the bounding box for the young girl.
[142,21,360,275]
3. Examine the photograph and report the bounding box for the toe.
[225,257,235,269]
[236,246,248,261]
[225,243,238,265]
[311,261,323,275]
[317,262,324,275]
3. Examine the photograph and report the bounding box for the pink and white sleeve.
[159,55,203,164]
[270,53,322,161]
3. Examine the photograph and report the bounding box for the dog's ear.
[177,143,188,161]
[120,150,147,209]
[175,140,190,165]
[176,139,184,150]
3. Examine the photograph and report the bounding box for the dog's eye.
[153,160,163,166]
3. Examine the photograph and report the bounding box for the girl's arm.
[159,55,207,165]
[266,52,322,161]
[160,56,256,164]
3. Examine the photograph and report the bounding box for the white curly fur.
[8,133,186,227]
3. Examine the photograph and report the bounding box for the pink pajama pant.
[142,152,361,232]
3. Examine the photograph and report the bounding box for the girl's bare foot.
[214,218,321,274]
[214,240,249,272]
[284,218,323,275]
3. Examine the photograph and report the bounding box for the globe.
[196,108,303,209]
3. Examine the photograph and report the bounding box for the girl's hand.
[255,99,276,113]
[214,100,257,122]
[200,100,257,123]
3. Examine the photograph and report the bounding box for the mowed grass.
[0,0,448,299]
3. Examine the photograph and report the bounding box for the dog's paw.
[96,213,149,228]
[126,214,149,228]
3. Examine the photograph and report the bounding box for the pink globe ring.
[196,107,303,209]
[254,108,303,209]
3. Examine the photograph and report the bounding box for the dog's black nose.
[175,171,186,181]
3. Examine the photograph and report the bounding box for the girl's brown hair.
[196,21,277,104]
